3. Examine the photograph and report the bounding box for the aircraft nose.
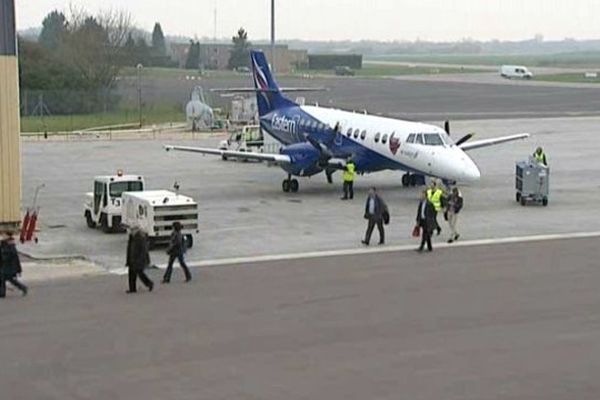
[460,156,480,183]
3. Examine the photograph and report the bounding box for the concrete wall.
[0,0,21,229]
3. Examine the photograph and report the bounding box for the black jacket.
[416,200,436,232]
[446,193,464,214]
[0,238,22,279]
[364,194,388,221]
[167,230,185,256]
[126,230,150,271]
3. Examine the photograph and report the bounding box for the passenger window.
[353,129,360,139]
[299,119,305,127]
[360,130,367,140]
[312,121,318,130]
[374,132,381,143]
[415,134,424,144]
[318,123,324,131]
[382,134,388,144]
[346,128,353,137]
[407,134,415,143]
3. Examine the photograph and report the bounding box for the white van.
[500,65,533,79]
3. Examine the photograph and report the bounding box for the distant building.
[170,43,307,73]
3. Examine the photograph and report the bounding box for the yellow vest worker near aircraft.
[533,147,548,166]
[341,160,356,200]
[427,181,444,235]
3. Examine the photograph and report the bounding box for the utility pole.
[0,0,22,231]
[271,0,275,72]
[136,64,143,128]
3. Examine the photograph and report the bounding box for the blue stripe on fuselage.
[260,106,425,176]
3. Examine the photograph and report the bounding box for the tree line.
[19,8,254,116]
[19,9,172,115]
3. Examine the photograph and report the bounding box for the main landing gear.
[282,175,299,193]
[401,173,425,187]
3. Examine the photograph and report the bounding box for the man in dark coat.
[125,226,154,293]
[0,231,28,297]
[416,190,436,252]
[362,187,388,246]
[162,221,192,283]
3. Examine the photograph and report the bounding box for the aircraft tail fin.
[250,50,296,116]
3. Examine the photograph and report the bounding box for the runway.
[119,72,600,121]
[2,237,600,400]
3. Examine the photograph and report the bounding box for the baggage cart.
[515,157,549,206]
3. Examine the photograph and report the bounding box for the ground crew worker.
[533,147,548,166]
[427,180,445,236]
[341,159,356,200]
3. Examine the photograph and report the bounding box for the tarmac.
[20,115,600,270]
[2,237,600,400]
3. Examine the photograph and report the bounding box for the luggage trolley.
[515,157,549,206]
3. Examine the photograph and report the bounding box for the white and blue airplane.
[165,50,528,193]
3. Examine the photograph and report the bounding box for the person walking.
[416,190,436,252]
[361,187,388,246]
[427,180,445,236]
[0,231,28,297]
[162,222,192,283]
[341,159,356,200]
[125,226,154,293]
[445,187,464,243]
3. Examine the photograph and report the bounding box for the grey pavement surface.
[2,238,600,399]
[120,72,600,121]
[21,116,600,270]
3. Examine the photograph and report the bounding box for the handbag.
[412,225,421,238]
[382,210,390,225]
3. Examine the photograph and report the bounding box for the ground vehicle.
[334,66,355,76]
[84,173,144,232]
[218,125,263,160]
[500,65,533,79]
[121,190,198,247]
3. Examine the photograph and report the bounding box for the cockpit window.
[407,134,416,143]
[415,134,423,144]
[423,133,444,146]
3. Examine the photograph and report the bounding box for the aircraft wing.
[164,145,349,169]
[164,145,292,164]
[459,133,530,151]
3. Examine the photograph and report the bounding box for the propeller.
[455,133,475,146]
[445,120,475,146]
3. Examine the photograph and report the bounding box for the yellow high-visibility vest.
[343,162,356,182]
[427,188,444,212]
[534,151,546,165]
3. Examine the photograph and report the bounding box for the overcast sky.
[16,0,600,42]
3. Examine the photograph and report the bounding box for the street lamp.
[136,63,143,128]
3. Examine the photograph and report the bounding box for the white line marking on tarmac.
[108,231,600,275]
